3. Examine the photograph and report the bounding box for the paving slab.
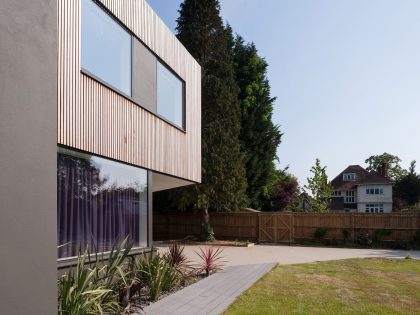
[141,263,275,315]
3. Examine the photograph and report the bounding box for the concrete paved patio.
[140,244,420,314]
[158,244,420,267]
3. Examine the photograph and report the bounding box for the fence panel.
[153,212,420,243]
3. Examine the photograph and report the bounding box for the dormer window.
[343,173,356,181]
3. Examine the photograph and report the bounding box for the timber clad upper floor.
[58,0,201,183]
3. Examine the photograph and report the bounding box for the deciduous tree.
[304,159,333,213]
[365,152,407,181]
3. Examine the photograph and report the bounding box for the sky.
[147,0,420,186]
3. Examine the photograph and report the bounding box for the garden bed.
[58,240,226,315]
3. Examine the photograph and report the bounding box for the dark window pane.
[157,62,183,128]
[57,148,147,259]
[82,0,132,96]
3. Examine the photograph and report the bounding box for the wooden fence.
[154,212,420,243]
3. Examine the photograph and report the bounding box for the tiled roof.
[330,165,391,191]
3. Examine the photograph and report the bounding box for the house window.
[333,191,341,197]
[366,187,384,195]
[81,0,132,96]
[345,190,355,203]
[365,204,384,213]
[343,173,356,181]
[157,62,184,129]
[57,147,148,259]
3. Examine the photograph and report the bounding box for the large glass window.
[82,0,132,96]
[157,62,184,128]
[57,148,148,259]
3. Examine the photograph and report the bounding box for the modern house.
[329,164,392,213]
[0,0,201,313]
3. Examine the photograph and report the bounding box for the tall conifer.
[165,0,247,216]
[232,36,282,209]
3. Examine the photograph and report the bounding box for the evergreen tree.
[394,160,420,208]
[162,0,247,223]
[232,35,282,209]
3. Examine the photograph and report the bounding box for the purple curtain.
[57,149,147,259]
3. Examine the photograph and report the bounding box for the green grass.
[224,258,420,315]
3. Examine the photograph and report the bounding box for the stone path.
[142,263,275,315]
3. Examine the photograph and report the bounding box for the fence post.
[352,213,355,243]
[256,212,260,243]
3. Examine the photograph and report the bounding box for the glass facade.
[81,0,132,96]
[57,148,148,259]
[157,62,184,128]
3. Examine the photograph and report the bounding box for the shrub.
[137,253,179,301]
[165,241,190,271]
[202,222,215,242]
[314,227,328,240]
[412,230,420,247]
[58,250,121,315]
[342,229,350,242]
[372,229,392,244]
[195,247,225,277]
[356,232,373,247]
[58,238,143,314]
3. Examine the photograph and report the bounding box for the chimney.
[382,161,389,178]
[377,164,383,176]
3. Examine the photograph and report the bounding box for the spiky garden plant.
[166,241,190,271]
[195,247,225,277]
[137,253,179,301]
[57,250,120,315]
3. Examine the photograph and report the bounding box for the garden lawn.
[224,258,420,315]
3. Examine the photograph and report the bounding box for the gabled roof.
[330,165,392,191]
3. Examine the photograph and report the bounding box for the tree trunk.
[202,207,210,226]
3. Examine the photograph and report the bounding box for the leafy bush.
[342,229,350,242]
[314,227,328,240]
[202,222,215,242]
[137,253,180,301]
[356,232,373,247]
[412,230,420,247]
[195,247,225,277]
[372,229,392,244]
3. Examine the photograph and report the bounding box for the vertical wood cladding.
[58,0,201,182]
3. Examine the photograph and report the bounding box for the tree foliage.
[304,159,333,213]
[394,160,420,208]
[165,0,247,212]
[263,172,299,211]
[232,35,282,209]
[365,152,407,181]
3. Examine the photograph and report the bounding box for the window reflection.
[57,147,148,259]
[81,0,132,96]
[157,62,184,128]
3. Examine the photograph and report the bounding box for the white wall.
[357,184,393,204]
[357,203,392,213]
